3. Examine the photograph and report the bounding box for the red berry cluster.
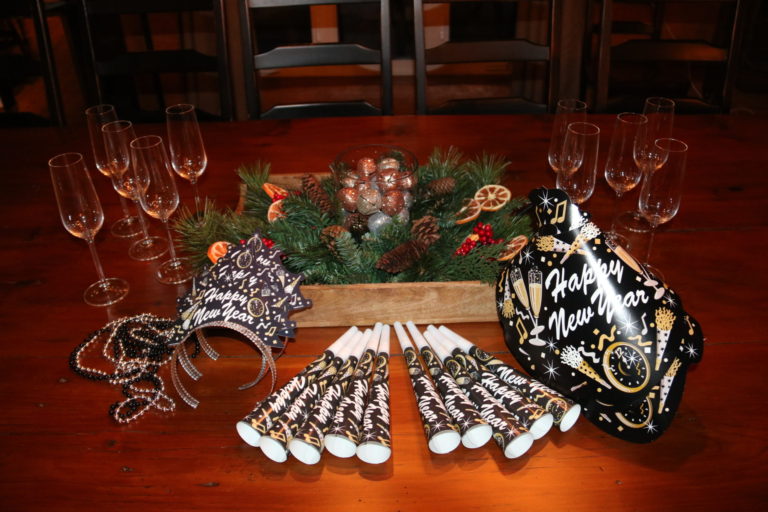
[454,222,502,256]
[264,237,275,249]
[272,193,286,201]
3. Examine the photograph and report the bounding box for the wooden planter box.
[292,280,497,327]
[262,174,498,327]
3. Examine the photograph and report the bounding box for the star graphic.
[538,190,553,209]
[683,343,699,358]
[521,247,535,264]
[664,293,678,307]
[644,420,658,434]
[497,299,506,311]
[545,338,558,352]
[619,317,638,334]
[543,360,560,381]
[432,420,446,432]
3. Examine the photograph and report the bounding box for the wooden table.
[1,115,766,511]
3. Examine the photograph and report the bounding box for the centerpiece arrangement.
[176,147,532,326]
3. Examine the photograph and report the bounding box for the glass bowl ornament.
[332,145,418,235]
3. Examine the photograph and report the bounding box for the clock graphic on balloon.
[602,341,651,393]
[615,396,654,429]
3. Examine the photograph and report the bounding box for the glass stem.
[163,219,178,261]
[133,200,152,238]
[191,179,202,214]
[118,195,133,219]
[87,239,108,282]
[644,227,657,265]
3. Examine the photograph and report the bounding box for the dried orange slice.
[498,234,529,261]
[455,198,482,225]
[207,241,230,264]
[267,199,286,222]
[474,184,511,211]
[262,182,289,201]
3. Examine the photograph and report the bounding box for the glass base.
[110,216,142,238]
[157,258,194,285]
[129,236,168,261]
[644,263,665,283]
[604,230,630,250]
[84,278,129,307]
[614,210,651,234]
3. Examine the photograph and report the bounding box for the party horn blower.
[259,334,362,463]
[393,322,461,455]
[236,326,359,446]
[421,326,533,459]
[288,329,368,465]
[439,325,581,432]
[325,323,383,458]
[403,322,492,449]
[427,326,554,440]
[357,325,392,464]
[654,307,676,371]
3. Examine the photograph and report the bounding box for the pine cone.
[343,212,369,237]
[376,240,422,273]
[426,177,456,197]
[321,225,348,259]
[411,215,440,249]
[302,174,333,214]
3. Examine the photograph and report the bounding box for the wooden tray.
[292,280,497,327]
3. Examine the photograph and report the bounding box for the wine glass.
[166,104,207,214]
[547,99,587,175]
[556,121,600,205]
[102,120,168,261]
[616,97,676,233]
[130,135,194,284]
[604,112,648,246]
[49,152,129,306]
[85,104,141,238]
[638,138,688,280]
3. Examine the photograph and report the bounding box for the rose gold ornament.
[340,171,360,189]
[378,157,400,171]
[381,190,405,216]
[377,169,400,193]
[357,157,377,176]
[337,187,359,212]
[357,187,382,215]
[399,173,417,190]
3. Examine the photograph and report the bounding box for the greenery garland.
[176,148,532,285]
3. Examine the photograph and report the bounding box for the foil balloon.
[496,188,703,442]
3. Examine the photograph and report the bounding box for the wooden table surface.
[1,115,766,511]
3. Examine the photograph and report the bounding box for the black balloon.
[496,188,703,442]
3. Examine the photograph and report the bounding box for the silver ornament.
[378,157,400,171]
[367,211,392,236]
[402,190,414,209]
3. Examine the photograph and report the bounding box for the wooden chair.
[239,0,392,119]
[591,0,749,113]
[0,0,67,126]
[79,0,233,121]
[413,0,562,115]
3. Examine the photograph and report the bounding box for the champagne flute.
[556,121,600,205]
[85,104,141,238]
[616,97,676,233]
[130,135,194,285]
[638,138,688,281]
[547,99,587,176]
[166,104,207,214]
[604,112,648,246]
[102,120,168,261]
[49,152,129,306]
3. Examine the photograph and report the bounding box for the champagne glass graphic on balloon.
[130,135,194,285]
[166,104,207,214]
[511,266,545,346]
[102,120,168,261]
[85,104,140,238]
[547,99,587,177]
[604,112,647,246]
[556,121,600,205]
[49,152,129,306]
[618,97,675,234]
[638,138,687,281]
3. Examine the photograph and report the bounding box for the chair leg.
[32,0,65,126]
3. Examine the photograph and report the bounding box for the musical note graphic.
[640,312,648,335]
[550,200,567,224]
[515,317,529,345]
